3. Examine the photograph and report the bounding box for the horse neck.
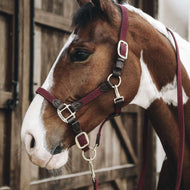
[127,12,190,165]
[128,11,179,109]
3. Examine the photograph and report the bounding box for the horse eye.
[70,49,91,62]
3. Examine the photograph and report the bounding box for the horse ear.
[92,0,119,23]
[92,0,115,10]
[77,0,91,7]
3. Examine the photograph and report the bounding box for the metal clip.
[81,146,97,182]
[113,85,124,104]
[82,146,97,161]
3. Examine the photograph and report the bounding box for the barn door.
[0,0,31,189]
[0,0,15,189]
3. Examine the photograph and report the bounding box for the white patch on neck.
[130,51,160,109]
[42,32,77,90]
[160,76,188,106]
[130,51,189,109]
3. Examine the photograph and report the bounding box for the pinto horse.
[21,0,190,189]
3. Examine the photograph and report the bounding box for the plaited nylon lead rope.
[167,28,185,190]
[137,112,149,190]
[137,28,185,190]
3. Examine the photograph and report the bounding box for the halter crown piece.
[36,4,128,189]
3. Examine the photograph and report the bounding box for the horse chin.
[45,150,69,170]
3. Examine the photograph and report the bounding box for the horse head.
[21,0,141,169]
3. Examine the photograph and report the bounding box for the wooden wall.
[0,0,156,189]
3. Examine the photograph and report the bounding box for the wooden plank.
[0,111,5,186]
[0,91,12,108]
[122,104,139,113]
[0,0,14,15]
[35,8,72,32]
[30,164,136,190]
[114,179,124,190]
[63,0,76,19]
[0,14,12,92]
[111,116,138,164]
[19,0,32,189]
[112,121,122,166]
[0,187,11,190]
[1,111,11,187]
[105,121,113,167]
[33,26,42,92]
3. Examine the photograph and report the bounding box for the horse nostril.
[24,134,36,154]
[52,145,63,155]
[30,136,35,149]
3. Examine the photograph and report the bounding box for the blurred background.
[0,0,189,189]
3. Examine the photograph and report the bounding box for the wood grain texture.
[35,9,72,32]
[0,0,14,15]
[30,164,136,190]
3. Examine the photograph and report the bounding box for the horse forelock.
[72,2,103,28]
[72,1,120,29]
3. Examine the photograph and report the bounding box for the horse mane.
[73,2,190,53]
[72,2,103,28]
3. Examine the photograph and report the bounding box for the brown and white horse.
[21,0,190,189]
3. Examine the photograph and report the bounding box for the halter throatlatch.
[36,4,128,190]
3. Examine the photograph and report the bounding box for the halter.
[36,4,184,190]
[36,4,128,189]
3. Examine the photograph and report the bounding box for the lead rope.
[137,112,149,190]
[80,113,118,190]
[167,28,185,190]
[137,29,185,190]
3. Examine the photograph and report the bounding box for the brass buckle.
[75,132,90,150]
[57,103,76,123]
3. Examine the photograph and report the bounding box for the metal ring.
[82,147,96,161]
[107,74,121,88]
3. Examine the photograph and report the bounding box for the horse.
[21,0,190,189]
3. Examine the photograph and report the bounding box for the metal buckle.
[75,132,90,150]
[117,40,128,59]
[57,103,76,123]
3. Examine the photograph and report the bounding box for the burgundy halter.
[36,4,184,190]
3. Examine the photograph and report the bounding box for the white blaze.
[21,33,77,169]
